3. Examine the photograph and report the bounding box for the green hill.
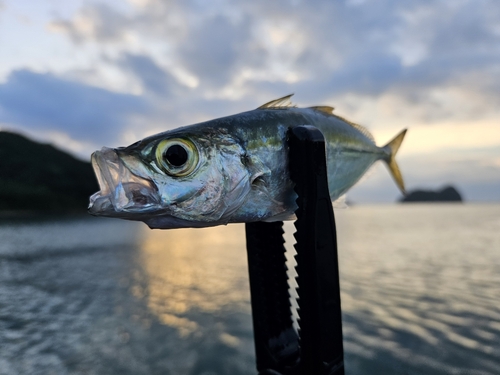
[0,131,98,211]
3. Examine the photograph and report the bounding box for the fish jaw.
[88,147,161,217]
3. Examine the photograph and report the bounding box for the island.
[399,186,463,203]
[0,131,98,212]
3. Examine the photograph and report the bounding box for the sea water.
[0,204,498,375]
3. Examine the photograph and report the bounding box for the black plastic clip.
[245,126,344,375]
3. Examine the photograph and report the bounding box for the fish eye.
[165,144,188,167]
[155,138,199,177]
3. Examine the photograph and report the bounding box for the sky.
[0,0,499,203]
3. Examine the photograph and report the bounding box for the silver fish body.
[89,96,407,229]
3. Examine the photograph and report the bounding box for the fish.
[88,94,407,229]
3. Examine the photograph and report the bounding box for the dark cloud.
[425,1,499,54]
[295,53,404,100]
[117,53,181,97]
[0,70,148,144]
[178,15,253,87]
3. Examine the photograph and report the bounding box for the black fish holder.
[245,126,345,375]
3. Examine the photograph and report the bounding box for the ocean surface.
[0,204,498,375]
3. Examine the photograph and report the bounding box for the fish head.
[88,128,254,229]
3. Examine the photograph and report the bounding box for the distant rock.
[0,131,98,211]
[399,186,463,203]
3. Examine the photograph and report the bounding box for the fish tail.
[382,129,407,195]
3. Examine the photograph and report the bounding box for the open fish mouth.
[88,147,160,216]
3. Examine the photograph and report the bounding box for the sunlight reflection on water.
[137,224,251,337]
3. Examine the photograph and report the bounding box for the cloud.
[177,15,253,88]
[46,0,500,109]
[20,0,500,132]
[0,69,148,144]
[49,3,131,44]
[117,52,182,96]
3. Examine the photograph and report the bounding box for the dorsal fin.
[309,105,335,115]
[257,94,295,109]
[332,114,375,142]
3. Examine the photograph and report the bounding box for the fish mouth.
[88,147,160,216]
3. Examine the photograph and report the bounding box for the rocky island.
[399,186,463,203]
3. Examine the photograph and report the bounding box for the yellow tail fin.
[383,129,407,195]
